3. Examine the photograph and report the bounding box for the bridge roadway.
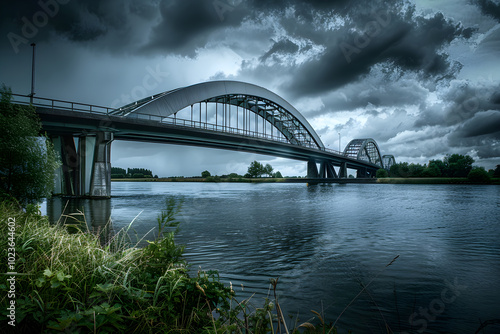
[37,106,382,172]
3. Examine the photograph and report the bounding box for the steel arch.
[382,155,396,170]
[343,138,383,167]
[110,81,324,149]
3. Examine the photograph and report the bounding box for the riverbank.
[112,177,500,185]
[376,177,500,185]
[112,177,290,183]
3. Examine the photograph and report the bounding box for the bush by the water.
[0,199,237,333]
[1,198,325,334]
[467,167,491,183]
[376,169,389,178]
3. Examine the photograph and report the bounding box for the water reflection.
[46,197,113,244]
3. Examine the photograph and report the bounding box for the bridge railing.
[11,93,347,155]
[10,94,113,114]
[130,112,298,146]
[322,147,344,156]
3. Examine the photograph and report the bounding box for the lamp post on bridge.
[30,43,36,105]
[338,132,341,154]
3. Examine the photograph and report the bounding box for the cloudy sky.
[1,0,499,176]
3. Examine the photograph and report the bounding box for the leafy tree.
[494,165,500,177]
[0,86,60,206]
[264,163,273,177]
[427,159,447,177]
[408,163,425,177]
[201,170,211,178]
[390,162,410,177]
[422,162,441,177]
[128,168,154,178]
[376,169,388,178]
[111,167,126,178]
[246,161,265,178]
[273,171,283,178]
[444,154,474,177]
[467,167,491,183]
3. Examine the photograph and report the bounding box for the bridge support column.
[51,132,113,198]
[319,161,338,178]
[60,135,79,196]
[356,167,368,178]
[339,162,347,178]
[307,160,319,178]
[90,132,113,198]
[78,135,97,196]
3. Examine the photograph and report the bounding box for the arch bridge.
[13,81,394,198]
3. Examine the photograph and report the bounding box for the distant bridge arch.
[343,138,383,168]
[382,155,396,170]
[110,81,324,150]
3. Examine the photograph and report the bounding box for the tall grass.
[0,199,234,333]
[0,198,365,333]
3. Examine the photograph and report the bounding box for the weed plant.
[0,198,235,333]
[0,198,351,333]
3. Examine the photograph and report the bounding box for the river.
[43,182,500,333]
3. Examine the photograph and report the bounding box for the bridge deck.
[36,106,381,170]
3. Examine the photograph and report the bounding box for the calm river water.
[43,182,500,333]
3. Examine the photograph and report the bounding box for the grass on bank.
[376,177,500,185]
[0,199,344,334]
[111,177,288,183]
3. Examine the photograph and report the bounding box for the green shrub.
[376,169,389,178]
[467,167,491,183]
[0,199,234,333]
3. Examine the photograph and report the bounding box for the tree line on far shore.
[112,161,284,180]
[111,167,158,179]
[376,154,499,182]
[202,161,283,179]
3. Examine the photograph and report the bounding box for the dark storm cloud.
[320,75,428,112]
[474,0,500,21]
[448,110,500,158]
[259,39,300,62]
[442,81,500,125]
[415,81,500,128]
[2,0,146,53]
[456,110,500,138]
[284,5,474,97]
[144,0,246,56]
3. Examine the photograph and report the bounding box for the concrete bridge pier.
[52,131,113,198]
[319,161,338,178]
[339,162,348,178]
[356,167,377,178]
[90,132,113,198]
[356,167,368,178]
[307,160,319,178]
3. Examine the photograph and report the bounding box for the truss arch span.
[110,81,324,150]
[343,138,383,167]
[382,155,396,170]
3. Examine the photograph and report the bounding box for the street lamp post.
[30,43,36,105]
[338,132,341,154]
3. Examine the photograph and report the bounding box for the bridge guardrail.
[131,112,297,145]
[11,93,347,155]
[11,93,112,114]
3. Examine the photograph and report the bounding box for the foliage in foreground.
[0,199,233,333]
[0,86,60,207]
[0,199,341,333]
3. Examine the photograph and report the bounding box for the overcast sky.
[1,0,499,176]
